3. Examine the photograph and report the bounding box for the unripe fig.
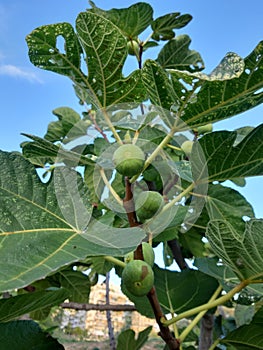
[194,123,213,135]
[113,144,145,177]
[127,40,140,56]
[135,191,164,222]
[125,242,155,267]
[122,260,154,297]
[181,140,194,157]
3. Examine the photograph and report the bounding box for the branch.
[147,287,180,349]
[60,302,137,312]
[168,239,188,270]
[123,176,140,228]
[123,177,180,350]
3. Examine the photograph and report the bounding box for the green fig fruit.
[122,260,154,297]
[194,123,213,135]
[127,40,140,56]
[135,191,164,222]
[125,242,155,267]
[181,140,194,157]
[113,144,145,177]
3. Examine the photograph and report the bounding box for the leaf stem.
[161,182,195,212]
[101,108,123,144]
[178,285,222,343]
[162,280,248,327]
[104,255,126,269]
[166,144,182,152]
[99,168,123,205]
[209,338,221,350]
[130,128,176,183]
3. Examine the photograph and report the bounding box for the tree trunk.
[199,314,214,350]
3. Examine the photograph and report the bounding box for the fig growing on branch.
[112,144,145,177]
[127,39,140,56]
[135,191,164,222]
[193,123,213,135]
[125,242,155,267]
[122,260,154,297]
[181,140,194,157]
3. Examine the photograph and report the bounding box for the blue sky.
[0,0,262,217]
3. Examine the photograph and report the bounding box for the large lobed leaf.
[26,22,82,78]
[191,124,263,183]
[205,184,255,231]
[26,11,146,109]
[157,34,204,71]
[21,133,95,167]
[206,219,263,282]
[143,42,263,129]
[152,12,192,41]
[0,151,145,292]
[89,1,153,38]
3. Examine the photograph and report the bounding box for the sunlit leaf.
[26,22,83,79]
[21,134,95,167]
[173,42,263,127]
[75,11,146,107]
[44,107,91,143]
[205,184,255,231]
[206,219,263,281]
[27,12,146,109]
[157,35,204,71]
[191,124,263,183]
[89,1,153,38]
[171,52,244,81]
[0,151,145,292]
[152,12,192,41]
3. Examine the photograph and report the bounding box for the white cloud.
[0,64,43,83]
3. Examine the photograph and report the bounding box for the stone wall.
[86,283,158,340]
[60,282,158,340]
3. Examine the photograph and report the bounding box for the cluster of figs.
[112,122,212,296]
[112,143,163,296]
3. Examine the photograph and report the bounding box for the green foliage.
[0,320,64,350]
[1,1,263,349]
[116,326,152,350]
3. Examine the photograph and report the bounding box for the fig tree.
[112,144,145,177]
[181,140,194,157]
[122,260,154,297]
[124,242,155,267]
[135,191,164,222]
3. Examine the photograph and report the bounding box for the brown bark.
[60,302,137,311]
[199,314,214,350]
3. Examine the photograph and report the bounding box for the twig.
[168,239,188,270]
[162,281,248,327]
[60,303,137,311]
